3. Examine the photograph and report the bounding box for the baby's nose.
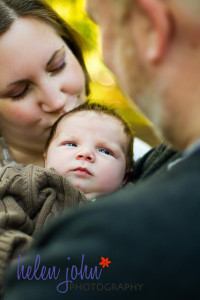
[76,151,95,163]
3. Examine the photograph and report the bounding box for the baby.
[44,103,134,200]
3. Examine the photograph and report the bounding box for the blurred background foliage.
[46,0,160,146]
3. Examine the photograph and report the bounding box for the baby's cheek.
[97,166,123,193]
[52,162,68,175]
[45,152,64,174]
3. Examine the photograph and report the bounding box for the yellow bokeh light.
[46,0,160,146]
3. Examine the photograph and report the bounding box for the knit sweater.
[0,164,86,296]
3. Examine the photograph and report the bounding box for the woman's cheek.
[63,68,85,94]
[0,103,39,125]
[13,109,38,124]
[64,53,86,94]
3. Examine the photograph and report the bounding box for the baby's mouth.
[73,167,92,176]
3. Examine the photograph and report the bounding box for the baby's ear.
[122,168,134,186]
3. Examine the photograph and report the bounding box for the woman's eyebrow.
[46,46,65,67]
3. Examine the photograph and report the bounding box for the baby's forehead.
[55,110,128,142]
[58,110,123,128]
[66,110,113,119]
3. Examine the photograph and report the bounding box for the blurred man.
[86,0,200,151]
[5,1,200,299]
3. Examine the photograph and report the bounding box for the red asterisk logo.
[99,257,111,268]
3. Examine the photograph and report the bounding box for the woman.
[0,0,90,295]
[0,0,90,168]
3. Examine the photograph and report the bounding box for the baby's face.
[44,111,127,200]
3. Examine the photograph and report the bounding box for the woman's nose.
[39,82,67,113]
[76,150,95,163]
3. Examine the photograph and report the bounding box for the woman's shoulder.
[0,137,16,168]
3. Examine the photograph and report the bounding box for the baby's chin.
[85,191,101,201]
[69,181,100,200]
[73,185,103,200]
[73,182,119,201]
[67,179,112,200]
[84,190,115,201]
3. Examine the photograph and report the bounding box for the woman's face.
[0,17,86,152]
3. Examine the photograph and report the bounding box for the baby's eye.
[99,148,111,155]
[65,142,77,147]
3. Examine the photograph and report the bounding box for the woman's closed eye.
[10,84,29,100]
[47,47,66,75]
[48,61,66,75]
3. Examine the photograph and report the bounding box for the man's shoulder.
[5,149,200,300]
[132,142,180,182]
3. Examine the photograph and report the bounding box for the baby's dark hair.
[44,102,134,174]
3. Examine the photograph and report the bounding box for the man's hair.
[0,0,89,95]
[44,102,134,173]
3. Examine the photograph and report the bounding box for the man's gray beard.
[135,83,180,148]
[116,38,169,143]
[134,85,164,141]
[123,67,165,142]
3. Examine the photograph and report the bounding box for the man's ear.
[137,0,171,63]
